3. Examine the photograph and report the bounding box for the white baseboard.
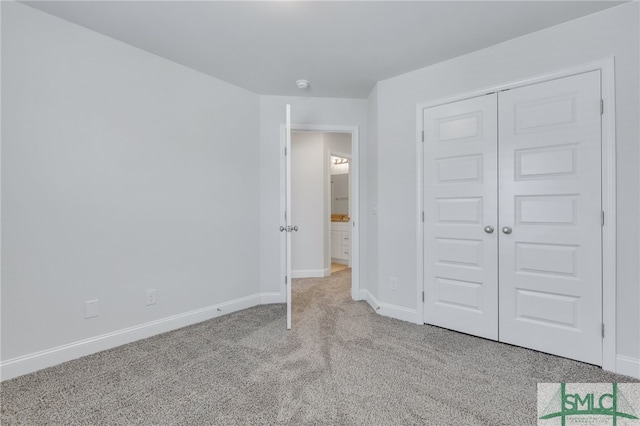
[7,287,632,382]
[291,268,329,278]
[616,355,640,379]
[260,292,284,304]
[0,293,268,381]
[362,289,378,312]
[362,293,640,374]
[361,290,421,324]
[351,288,366,301]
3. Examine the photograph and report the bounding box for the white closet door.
[498,71,602,365]
[423,94,498,340]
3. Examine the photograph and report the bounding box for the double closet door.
[423,71,603,365]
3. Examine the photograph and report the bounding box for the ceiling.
[23,1,625,99]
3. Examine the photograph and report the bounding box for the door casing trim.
[280,124,361,302]
[415,58,617,373]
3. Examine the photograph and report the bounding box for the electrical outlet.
[390,277,398,291]
[85,299,98,319]
[146,289,157,306]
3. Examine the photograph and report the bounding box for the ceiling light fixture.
[296,79,310,90]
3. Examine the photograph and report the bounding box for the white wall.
[331,174,349,215]
[1,3,261,377]
[5,0,636,381]
[326,133,351,270]
[327,133,351,217]
[291,132,326,277]
[326,133,352,159]
[330,162,349,176]
[259,96,368,298]
[373,3,639,370]
[366,86,379,303]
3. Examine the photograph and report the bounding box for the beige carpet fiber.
[1,269,636,425]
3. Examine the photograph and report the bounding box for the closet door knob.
[502,226,512,235]
[484,226,494,234]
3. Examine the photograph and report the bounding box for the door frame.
[280,124,361,301]
[416,58,617,373]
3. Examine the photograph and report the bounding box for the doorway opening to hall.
[290,131,352,284]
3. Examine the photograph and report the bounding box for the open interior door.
[284,104,292,329]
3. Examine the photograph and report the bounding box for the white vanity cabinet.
[331,222,351,264]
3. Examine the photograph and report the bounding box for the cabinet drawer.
[331,231,342,258]
[341,232,350,245]
[341,245,350,258]
[331,222,350,232]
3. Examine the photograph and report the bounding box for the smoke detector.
[296,79,310,90]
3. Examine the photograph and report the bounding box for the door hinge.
[602,323,605,338]
[600,99,604,115]
[284,146,287,156]
[285,275,288,284]
[601,211,605,227]
[422,211,425,222]
[421,131,424,142]
[422,291,425,302]
[285,211,287,221]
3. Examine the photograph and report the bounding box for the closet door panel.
[423,94,498,340]
[498,71,602,365]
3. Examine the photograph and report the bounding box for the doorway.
[289,132,352,280]
[280,124,360,328]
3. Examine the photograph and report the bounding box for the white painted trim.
[615,355,640,379]
[416,98,425,328]
[364,290,378,312]
[358,289,368,302]
[0,293,269,381]
[260,292,284,304]
[362,290,421,324]
[291,268,330,279]
[280,124,360,302]
[416,58,617,373]
[0,2,3,377]
[416,58,617,111]
[326,149,333,273]
[350,127,360,301]
[599,58,617,375]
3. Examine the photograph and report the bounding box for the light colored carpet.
[1,269,636,425]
